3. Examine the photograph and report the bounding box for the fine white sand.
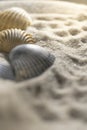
[0,1,87,130]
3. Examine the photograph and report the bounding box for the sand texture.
[0,1,87,130]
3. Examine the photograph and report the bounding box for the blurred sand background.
[0,0,87,4]
[0,1,87,130]
[61,0,87,4]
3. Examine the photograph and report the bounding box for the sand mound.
[0,1,87,130]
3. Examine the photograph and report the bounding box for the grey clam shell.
[9,44,55,81]
[0,54,14,80]
[0,28,35,52]
[0,7,32,31]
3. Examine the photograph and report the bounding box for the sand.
[1,0,87,5]
[0,1,87,130]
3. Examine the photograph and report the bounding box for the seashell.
[0,28,35,52]
[0,7,32,31]
[0,53,14,80]
[9,44,55,81]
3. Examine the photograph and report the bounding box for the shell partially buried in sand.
[0,28,35,52]
[9,44,55,81]
[0,7,32,31]
[0,53,14,80]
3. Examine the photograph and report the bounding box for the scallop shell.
[0,28,35,52]
[9,44,55,81]
[0,7,32,31]
[0,53,14,80]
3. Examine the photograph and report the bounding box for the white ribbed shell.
[0,7,32,31]
[0,29,35,52]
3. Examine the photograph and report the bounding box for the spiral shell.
[0,28,35,52]
[0,53,14,80]
[9,44,55,81]
[0,7,32,31]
